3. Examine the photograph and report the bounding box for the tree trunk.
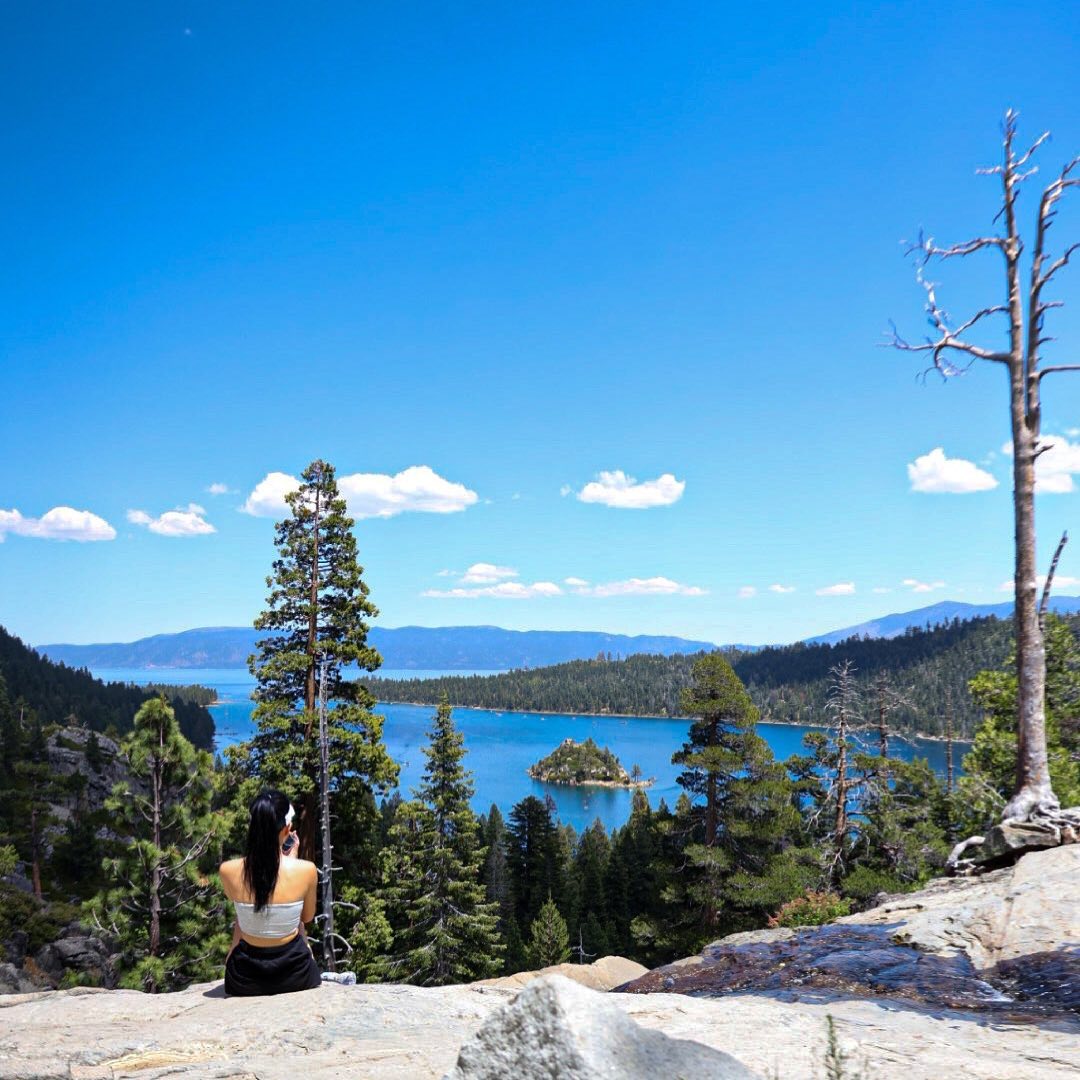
[149,725,163,960]
[30,806,42,901]
[301,473,322,861]
[1004,400,1056,818]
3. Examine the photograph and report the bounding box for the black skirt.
[224,935,322,996]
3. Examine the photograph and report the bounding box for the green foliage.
[85,697,229,992]
[0,883,80,953]
[959,616,1080,832]
[375,700,502,985]
[0,626,215,748]
[0,844,16,877]
[506,795,566,938]
[528,737,634,785]
[368,617,1014,738]
[527,896,570,968]
[768,890,852,928]
[338,885,393,983]
[230,459,397,887]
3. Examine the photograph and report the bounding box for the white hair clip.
[285,804,295,827]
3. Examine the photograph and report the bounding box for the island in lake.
[527,737,653,788]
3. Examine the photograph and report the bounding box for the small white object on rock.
[445,974,759,1080]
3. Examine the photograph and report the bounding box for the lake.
[93,666,965,833]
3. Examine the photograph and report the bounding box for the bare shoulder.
[219,857,243,877]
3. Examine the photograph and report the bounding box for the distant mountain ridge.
[37,625,719,671]
[806,595,1080,646]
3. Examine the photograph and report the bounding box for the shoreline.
[371,699,967,744]
[525,768,654,790]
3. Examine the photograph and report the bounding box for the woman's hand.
[282,830,300,859]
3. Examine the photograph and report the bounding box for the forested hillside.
[0,627,215,749]
[368,616,1021,738]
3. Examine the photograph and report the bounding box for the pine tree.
[87,697,229,991]
[376,699,502,985]
[669,653,807,939]
[527,895,570,968]
[231,458,399,959]
[506,795,564,931]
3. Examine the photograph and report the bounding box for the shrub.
[768,890,852,928]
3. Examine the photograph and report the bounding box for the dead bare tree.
[889,111,1080,828]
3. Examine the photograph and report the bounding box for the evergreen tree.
[959,615,1080,832]
[87,697,228,991]
[231,458,399,946]
[506,795,564,931]
[376,699,502,985]
[664,654,808,942]
[481,803,513,933]
[527,895,570,968]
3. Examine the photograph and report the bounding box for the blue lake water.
[94,667,965,834]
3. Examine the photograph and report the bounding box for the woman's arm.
[226,920,242,959]
[301,864,317,925]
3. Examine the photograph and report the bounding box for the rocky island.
[527,737,651,788]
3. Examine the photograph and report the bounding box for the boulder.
[0,963,37,996]
[477,954,646,991]
[446,974,758,1080]
[34,934,113,985]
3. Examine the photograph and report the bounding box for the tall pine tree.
[232,459,398,904]
[376,699,502,985]
[87,697,228,991]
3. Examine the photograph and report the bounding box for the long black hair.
[242,789,291,912]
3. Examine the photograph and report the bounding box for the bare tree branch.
[1039,530,1069,633]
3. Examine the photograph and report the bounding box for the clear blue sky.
[4,2,1080,646]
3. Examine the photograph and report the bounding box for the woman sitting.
[220,789,321,996]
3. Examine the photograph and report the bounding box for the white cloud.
[575,470,685,509]
[424,581,563,599]
[908,448,998,494]
[1030,435,1080,494]
[241,472,300,517]
[583,576,707,598]
[559,484,572,497]
[460,562,518,585]
[738,585,757,599]
[768,583,795,594]
[1066,428,1080,439]
[903,578,946,593]
[872,587,893,594]
[999,574,1080,593]
[339,465,478,518]
[436,568,456,577]
[241,465,477,519]
[817,582,856,596]
[207,483,233,496]
[0,507,116,543]
[127,504,215,537]
[564,577,589,587]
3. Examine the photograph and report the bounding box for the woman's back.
[220,855,316,946]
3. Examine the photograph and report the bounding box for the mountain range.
[36,594,1080,670]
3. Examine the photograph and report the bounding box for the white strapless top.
[233,900,304,938]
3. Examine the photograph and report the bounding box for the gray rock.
[34,935,112,983]
[446,974,758,1080]
[0,963,38,995]
[4,932,28,968]
[979,820,1068,861]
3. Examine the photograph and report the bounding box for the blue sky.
[4,2,1080,647]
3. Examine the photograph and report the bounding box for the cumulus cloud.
[206,482,233,496]
[768,584,795,594]
[582,576,707,598]
[575,470,685,509]
[423,581,563,599]
[738,586,757,599]
[908,448,998,494]
[241,466,478,519]
[816,582,856,596]
[564,577,589,587]
[903,578,946,593]
[241,472,300,517]
[0,507,116,542]
[460,563,518,585]
[339,465,478,518]
[127,504,215,537]
[1002,435,1080,494]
